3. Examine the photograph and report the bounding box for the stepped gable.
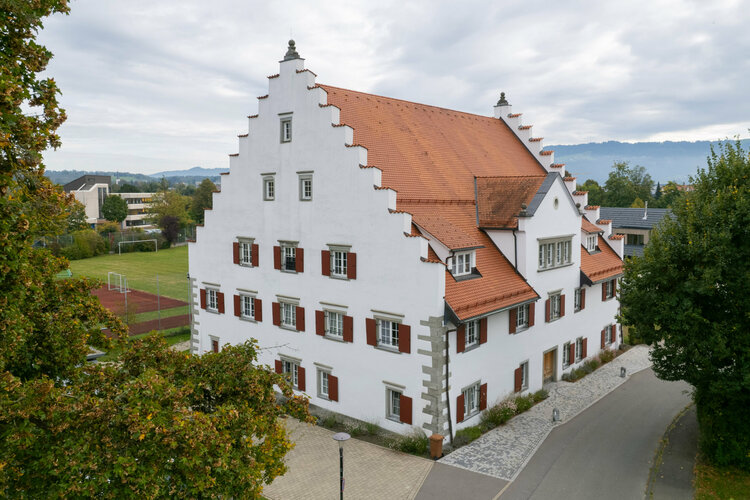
[580,235,624,283]
[476,175,547,229]
[319,85,547,202]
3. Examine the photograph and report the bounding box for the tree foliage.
[620,140,750,469]
[149,190,191,228]
[578,179,605,206]
[0,3,311,496]
[101,194,128,223]
[160,214,180,245]
[603,161,654,207]
[190,178,216,225]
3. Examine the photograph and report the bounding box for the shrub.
[514,395,534,413]
[390,429,429,455]
[453,426,482,447]
[599,349,616,364]
[59,229,106,260]
[319,415,339,429]
[344,420,380,437]
[532,389,549,402]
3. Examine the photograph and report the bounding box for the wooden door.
[543,350,555,382]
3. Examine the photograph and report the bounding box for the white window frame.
[451,250,474,277]
[587,234,598,252]
[516,303,530,330]
[325,310,344,339]
[281,301,296,329]
[562,341,571,368]
[240,294,255,320]
[377,318,400,349]
[280,117,292,143]
[575,337,584,362]
[462,382,481,420]
[299,173,313,201]
[606,324,616,345]
[550,293,562,321]
[281,243,297,272]
[206,288,218,312]
[520,361,529,390]
[263,175,275,201]
[386,387,402,422]
[604,279,616,300]
[465,320,479,348]
[238,238,253,266]
[317,368,330,400]
[330,250,348,278]
[281,358,299,389]
[574,288,582,312]
[538,236,573,270]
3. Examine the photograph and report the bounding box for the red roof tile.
[476,176,546,228]
[609,234,625,240]
[597,219,612,224]
[582,216,602,233]
[581,236,623,283]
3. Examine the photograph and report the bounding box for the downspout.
[512,229,518,270]
[445,327,455,447]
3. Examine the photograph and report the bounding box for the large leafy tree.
[603,161,654,207]
[620,140,750,469]
[190,178,216,224]
[0,3,311,496]
[577,178,605,206]
[101,193,128,223]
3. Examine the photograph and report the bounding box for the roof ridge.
[398,198,475,205]
[475,174,547,179]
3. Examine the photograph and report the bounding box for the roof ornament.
[284,39,300,60]
[496,92,509,106]
[519,202,528,217]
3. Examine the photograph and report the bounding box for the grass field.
[69,245,189,301]
[694,453,750,499]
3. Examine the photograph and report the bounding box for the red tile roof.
[582,216,602,233]
[476,176,546,228]
[581,235,623,283]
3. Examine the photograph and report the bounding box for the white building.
[64,174,110,225]
[188,41,624,439]
[113,192,156,229]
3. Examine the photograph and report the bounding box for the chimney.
[642,201,648,220]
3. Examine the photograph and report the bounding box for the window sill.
[280,325,298,332]
[513,325,530,334]
[463,410,480,421]
[329,274,349,281]
[318,394,330,401]
[386,416,403,424]
[206,308,219,314]
[537,262,574,272]
[238,263,254,268]
[239,316,257,323]
[462,343,480,353]
[324,334,346,343]
[280,269,298,274]
[451,271,482,282]
[375,345,401,354]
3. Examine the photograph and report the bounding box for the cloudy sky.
[39,0,750,175]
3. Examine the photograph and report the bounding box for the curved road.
[500,368,691,500]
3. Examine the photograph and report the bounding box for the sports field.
[69,245,189,301]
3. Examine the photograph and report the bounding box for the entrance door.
[543,350,555,383]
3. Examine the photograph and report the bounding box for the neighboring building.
[599,206,673,258]
[63,175,110,225]
[113,192,156,229]
[188,42,624,439]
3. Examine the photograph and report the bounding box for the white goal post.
[107,272,129,293]
[117,239,158,255]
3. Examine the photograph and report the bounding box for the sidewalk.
[439,345,652,480]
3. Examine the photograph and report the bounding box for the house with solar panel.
[188,41,624,438]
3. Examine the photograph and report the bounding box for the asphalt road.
[500,368,692,500]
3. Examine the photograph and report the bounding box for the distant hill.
[150,166,225,178]
[548,139,750,184]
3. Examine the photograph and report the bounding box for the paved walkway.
[264,418,433,500]
[647,405,698,499]
[440,345,653,480]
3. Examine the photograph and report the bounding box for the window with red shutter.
[456,324,466,353]
[233,294,241,317]
[456,394,465,423]
[398,324,411,353]
[366,318,376,345]
[582,338,588,358]
[560,294,566,317]
[295,247,304,273]
[509,308,517,334]
[601,329,606,349]
[479,383,488,411]
[581,288,586,309]
[343,315,353,343]
[315,310,325,336]
[254,299,262,322]
[217,292,225,314]
[297,366,306,392]
[233,242,240,265]
[272,302,281,326]
[328,374,339,402]
[252,243,259,267]
[274,359,282,374]
[545,299,551,322]
[295,306,305,332]
[273,245,281,270]
[321,250,331,276]
[347,252,357,279]
[200,289,206,310]
[514,366,523,393]
[479,318,488,344]
[211,339,219,353]
[399,395,412,425]
[528,302,535,327]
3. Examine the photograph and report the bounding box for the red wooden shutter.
[560,294,566,317]
[217,292,225,314]
[274,360,282,374]
[545,299,551,322]
[233,242,240,264]
[328,375,339,402]
[569,343,575,364]
[254,299,262,322]
[456,324,466,353]
[272,302,281,326]
[212,339,219,353]
[343,315,353,343]
[528,302,535,327]
[601,329,606,349]
[295,306,305,332]
[315,310,325,336]
[295,247,304,273]
[479,318,488,344]
[366,318,376,346]
[399,395,412,425]
[456,394,465,423]
[273,245,281,270]
[200,288,206,309]
[347,252,357,279]
[321,250,331,276]
[398,324,411,353]
[612,324,617,343]
[514,366,523,393]
[602,282,607,301]
[233,294,241,317]
[581,288,586,310]
[582,338,588,358]
[297,367,306,392]
[479,383,488,410]
[509,308,517,334]
[252,243,259,267]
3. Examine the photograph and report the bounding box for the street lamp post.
[332,432,350,500]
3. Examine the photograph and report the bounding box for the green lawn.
[694,454,750,500]
[133,305,189,323]
[69,245,189,301]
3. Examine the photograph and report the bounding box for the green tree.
[620,140,750,469]
[603,161,654,207]
[66,198,88,231]
[652,180,683,208]
[0,4,310,496]
[190,178,216,224]
[577,179,605,206]
[149,190,191,228]
[115,182,140,193]
[653,181,662,200]
[101,194,128,223]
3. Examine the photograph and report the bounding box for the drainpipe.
[445,327,455,447]
[512,229,518,270]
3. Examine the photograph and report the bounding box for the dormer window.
[538,237,572,270]
[586,235,598,252]
[451,251,475,277]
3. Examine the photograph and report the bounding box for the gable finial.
[496,92,509,106]
[284,39,300,61]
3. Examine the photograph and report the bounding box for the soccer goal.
[107,272,129,293]
[117,238,158,255]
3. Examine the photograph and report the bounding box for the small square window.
[299,175,312,201]
[451,251,474,277]
[386,388,402,421]
[604,279,616,300]
[264,177,275,201]
[282,244,297,272]
[516,304,530,330]
[281,359,299,388]
[330,250,348,278]
[326,310,344,338]
[207,289,218,312]
[280,118,292,143]
[239,240,253,266]
[378,319,399,349]
[465,320,479,348]
[462,382,481,418]
[281,302,296,328]
[240,295,255,319]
